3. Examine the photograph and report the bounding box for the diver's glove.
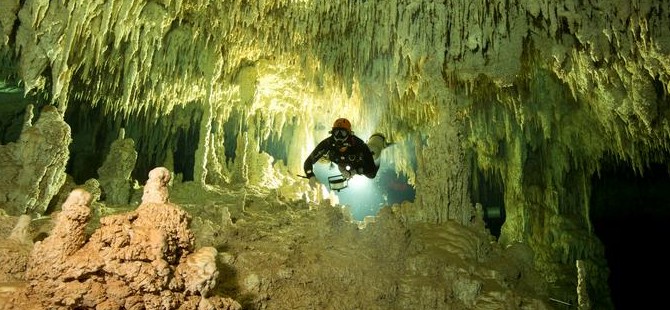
[308,176,318,188]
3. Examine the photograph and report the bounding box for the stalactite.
[4,2,670,307]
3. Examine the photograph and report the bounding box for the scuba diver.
[303,118,388,188]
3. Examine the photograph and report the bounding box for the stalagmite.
[1,0,669,309]
[2,169,241,309]
[97,129,137,205]
[0,105,71,216]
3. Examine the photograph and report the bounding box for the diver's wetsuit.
[303,134,378,179]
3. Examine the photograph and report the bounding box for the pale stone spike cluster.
[9,0,670,181]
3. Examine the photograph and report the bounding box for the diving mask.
[332,128,349,142]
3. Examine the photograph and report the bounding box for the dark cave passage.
[470,168,505,239]
[590,161,670,309]
[173,125,199,181]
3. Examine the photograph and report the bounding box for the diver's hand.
[308,176,318,188]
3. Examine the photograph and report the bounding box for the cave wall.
[1,1,670,308]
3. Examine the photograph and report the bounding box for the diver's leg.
[366,133,387,165]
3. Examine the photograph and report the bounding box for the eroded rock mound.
[0,215,32,283]
[5,167,241,310]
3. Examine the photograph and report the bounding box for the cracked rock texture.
[1,169,241,310]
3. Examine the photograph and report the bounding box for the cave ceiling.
[0,0,668,235]
[1,1,669,308]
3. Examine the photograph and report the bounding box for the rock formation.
[2,168,241,310]
[0,105,71,216]
[97,129,138,205]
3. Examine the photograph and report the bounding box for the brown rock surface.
[0,215,32,283]
[1,168,241,310]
